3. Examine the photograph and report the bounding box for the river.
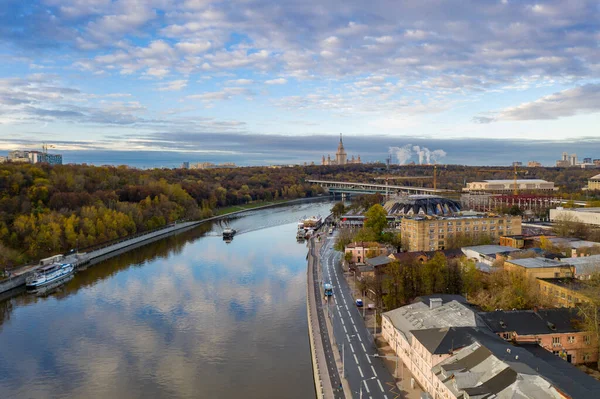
[0,200,334,399]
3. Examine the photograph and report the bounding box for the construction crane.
[475,165,527,196]
[42,143,55,154]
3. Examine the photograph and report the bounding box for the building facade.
[7,150,62,165]
[464,179,555,192]
[538,277,594,307]
[503,258,575,279]
[549,207,600,227]
[588,174,600,191]
[344,241,388,264]
[321,134,361,166]
[399,213,522,252]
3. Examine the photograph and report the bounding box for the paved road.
[319,237,398,399]
[310,239,344,399]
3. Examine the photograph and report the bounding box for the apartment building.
[399,213,522,252]
[479,309,598,365]
[589,174,600,191]
[537,278,594,307]
[464,179,555,192]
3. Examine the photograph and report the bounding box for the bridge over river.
[307,179,450,196]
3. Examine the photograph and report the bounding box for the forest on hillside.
[1,162,598,267]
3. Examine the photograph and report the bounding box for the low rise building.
[400,213,522,252]
[528,161,542,167]
[504,258,574,279]
[587,174,600,191]
[561,254,600,279]
[461,245,521,266]
[478,308,597,365]
[550,207,600,227]
[344,241,388,264]
[538,277,594,307]
[464,179,555,192]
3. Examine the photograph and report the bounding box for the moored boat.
[26,263,75,288]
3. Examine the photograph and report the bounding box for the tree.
[331,202,346,219]
[364,204,388,239]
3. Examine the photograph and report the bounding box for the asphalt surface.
[311,239,344,399]
[319,236,398,399]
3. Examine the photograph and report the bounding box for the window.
[552,337,561,346]
[584,354,591,362]
[568,336,575,344]
[585,335,591,345]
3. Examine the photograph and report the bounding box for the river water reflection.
[0,200,333,399]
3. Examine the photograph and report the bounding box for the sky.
[0,0,599,167]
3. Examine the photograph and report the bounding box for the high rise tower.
[335,133,347,165]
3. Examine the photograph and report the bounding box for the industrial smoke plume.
[389,145,447,165]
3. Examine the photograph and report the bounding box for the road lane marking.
[353,325,358,333]
[358,365,364,378]
[343,325,347,333]
[361,343,366,352]
[377,380,384,392]
[366,356,372,364]
[350,343,355,353]
[353,354,359,364]
[341,318,344,325]
[371,366,377,376]
[363,380,370,393]
[357,335,362,342]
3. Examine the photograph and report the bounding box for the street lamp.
[368,354,401,379]
[359,376,377,399]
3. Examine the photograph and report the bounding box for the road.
[319,236,398,399]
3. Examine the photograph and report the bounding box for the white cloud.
[264,78,287,85]
[175,41,212,54]
[157,80,188,91]
[474,84,600,123]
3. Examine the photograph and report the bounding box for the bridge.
[307,179,450,196]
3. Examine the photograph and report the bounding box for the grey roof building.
[478,308,582,336]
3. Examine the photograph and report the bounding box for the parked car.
[367,303,375,310]
[355,298,363,307]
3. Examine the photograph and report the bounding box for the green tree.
[364,204,388,239]
[331,202,346,219]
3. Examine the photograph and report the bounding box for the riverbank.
[0,196,331,296]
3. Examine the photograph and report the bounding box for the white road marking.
[366,356,372,364]
[353,354,359,364]
[353,325,358,333]
[350,343,355,353]
[343,325,347,333]
[363,380,370,393]
[371,365,377,376]
[361,343,366,352]
[357,335,362,342]
[358,365,364,378]
[377,380,384,392]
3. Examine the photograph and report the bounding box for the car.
[355,298,363,307]
[367,303,375,310]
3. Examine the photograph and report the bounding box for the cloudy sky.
[0,0,599,166]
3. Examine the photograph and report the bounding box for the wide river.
[0,200,334,399]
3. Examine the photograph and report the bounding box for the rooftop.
[365,255,393,267]
[412,327,477,354]
[478,308,583,335]
[345,241,386,249]
[401,212,518,221]
[506,257,572,269]
[462,245,521,257]
[554,207,600,214]
[476,179,551,184]
[561,254,600,275]
[589,174,600,181]
[383,298,478,341]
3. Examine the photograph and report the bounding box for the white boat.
[26,263,74,288]
[222,228,236,237]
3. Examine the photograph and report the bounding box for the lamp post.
[368,353,401,378]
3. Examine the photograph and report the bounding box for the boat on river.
[296,215,323,240]
[26,263,75,288]
[223,228,237,243]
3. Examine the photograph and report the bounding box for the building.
[0,156,6,163]
[528,161,542,167]
[344,241,388,264]
[461,245,521,266]
[6,149,62,165]
[537,277,594,307]
[549,207,600,227]
[588,174,600,191]
[556,152,578,167]
[499,234,525,248]
[181,162,190,169]
[512,161,523,167]
[478,308,597,365]
[561,254,600,279]
[382,296,600,399]
[399,213,522,252]
[321,134,361,166]
[464,179,556,192]
[542,236,600,257]
[383,195,461,216]
[503,258,574,279]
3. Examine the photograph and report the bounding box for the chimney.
[430,298,443,310]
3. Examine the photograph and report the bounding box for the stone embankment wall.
[307,238,334,399]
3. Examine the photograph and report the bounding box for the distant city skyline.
[2,135,599,168]
[0,1,599,158]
